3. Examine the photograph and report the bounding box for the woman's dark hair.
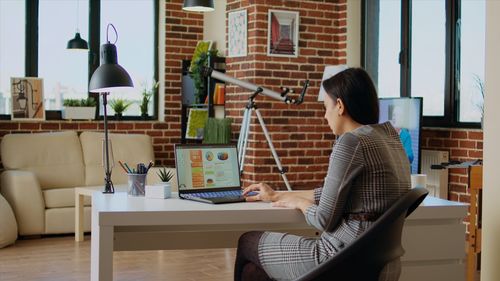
[322,67,379,125]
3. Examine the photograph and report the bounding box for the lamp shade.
[67,32,88,50]
[182,0,214,12]
[89,43,133,93]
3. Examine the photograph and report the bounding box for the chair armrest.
[0,170,45,235]
[146,167,178,192]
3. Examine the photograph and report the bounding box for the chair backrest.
[294,187,429,281]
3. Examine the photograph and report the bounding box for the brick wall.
[421,127,483,203]
[225,0,347,190]
[0,0,202,168]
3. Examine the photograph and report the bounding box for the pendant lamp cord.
[76,0,80,32]
[106,23,118,44]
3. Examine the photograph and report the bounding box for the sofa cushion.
[0,131,85,189]
[0,194,17,248]
[80,132,155,186]
[43,188,91,208]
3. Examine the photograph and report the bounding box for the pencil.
[118,161,130,173]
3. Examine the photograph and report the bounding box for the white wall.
[481,1,500,280]
[203,0,227,54]
[347,0,361,67]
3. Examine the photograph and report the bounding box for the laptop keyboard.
[185,190,243,199]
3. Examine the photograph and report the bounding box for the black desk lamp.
[89,23,133,193]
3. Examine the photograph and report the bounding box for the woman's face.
[323,94,342,135]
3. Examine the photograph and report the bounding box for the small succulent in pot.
[157,167,174,183]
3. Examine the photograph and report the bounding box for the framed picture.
[228,9,247,58]
[185,108,209,140]
[267,9,300,57]
[10,77,45,120]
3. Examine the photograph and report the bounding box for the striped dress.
[257,122,411,280]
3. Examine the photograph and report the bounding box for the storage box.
[145,183,171,199]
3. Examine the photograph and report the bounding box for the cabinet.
[180,55,226,143]
[467,165,482,281]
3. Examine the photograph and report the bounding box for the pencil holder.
[127,173,147,196]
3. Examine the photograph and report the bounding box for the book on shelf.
[204,83,225,105]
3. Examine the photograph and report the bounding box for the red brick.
[20,122,40,130]
[451,131,468,139]
[41,123,60,130]
[469,150,483,158]
[0,122,19,130]
[79,123,98,130]
[459,140,476,149]
[468,131,483,140]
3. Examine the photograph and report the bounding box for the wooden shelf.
[467,165,482,281]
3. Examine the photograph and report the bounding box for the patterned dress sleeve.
[304,132,364,232]
[313,187,322,204]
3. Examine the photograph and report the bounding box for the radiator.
[420,149,449,199]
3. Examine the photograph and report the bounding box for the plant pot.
[145,182,171,199]
[115,113,123,120]
[141,113,149,120]
[62,106,96,120]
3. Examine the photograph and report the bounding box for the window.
[363,0,486,127]
[459,0,485,123]
[364,0,401,98]
[0,0,25,115]
[100,0,156,117]
[0,0,158,119]
[410,0,446,117]
[39,0,89,110]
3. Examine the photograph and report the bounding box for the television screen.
[379,97,423,174]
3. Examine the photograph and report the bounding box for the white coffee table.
[74,185,127,242]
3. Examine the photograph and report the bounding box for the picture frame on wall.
[228,9,247,58]
[267,9,300,57]
[10,77,45,120]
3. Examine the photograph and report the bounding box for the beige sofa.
[0,131,177,236]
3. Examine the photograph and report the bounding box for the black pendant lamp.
[67,32,88,50]
[183,0,214,12]
[67,0,88,50]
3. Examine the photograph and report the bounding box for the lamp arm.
[203,67,308,105]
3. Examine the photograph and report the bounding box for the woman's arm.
[242,184,316,213]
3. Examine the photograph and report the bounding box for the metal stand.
[101,92,114,193]
[237,88,292,191]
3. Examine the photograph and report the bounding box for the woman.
[234,68,411,281]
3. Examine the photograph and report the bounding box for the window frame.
[362,0,482,129]
[0,0,159,121]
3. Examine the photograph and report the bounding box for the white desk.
[90,192,467,281]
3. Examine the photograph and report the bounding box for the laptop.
[174,143,247,204]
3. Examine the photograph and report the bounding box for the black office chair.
[294,187,429,281]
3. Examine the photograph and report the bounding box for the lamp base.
[103,173,115,194]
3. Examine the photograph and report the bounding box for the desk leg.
[91,214,113,281]
[75,192,85,241]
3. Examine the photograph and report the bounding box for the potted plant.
[109,99,132,120]
[146,167,174,199]
[140,79,159,119]
[62,97,97,120]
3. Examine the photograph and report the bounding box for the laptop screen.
[174,144,241,191]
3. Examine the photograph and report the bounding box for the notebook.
[174,144,247,204]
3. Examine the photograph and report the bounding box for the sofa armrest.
[0,170,45,235]
[147,167,178,192]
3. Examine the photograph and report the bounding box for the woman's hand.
[242,182,276,202]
